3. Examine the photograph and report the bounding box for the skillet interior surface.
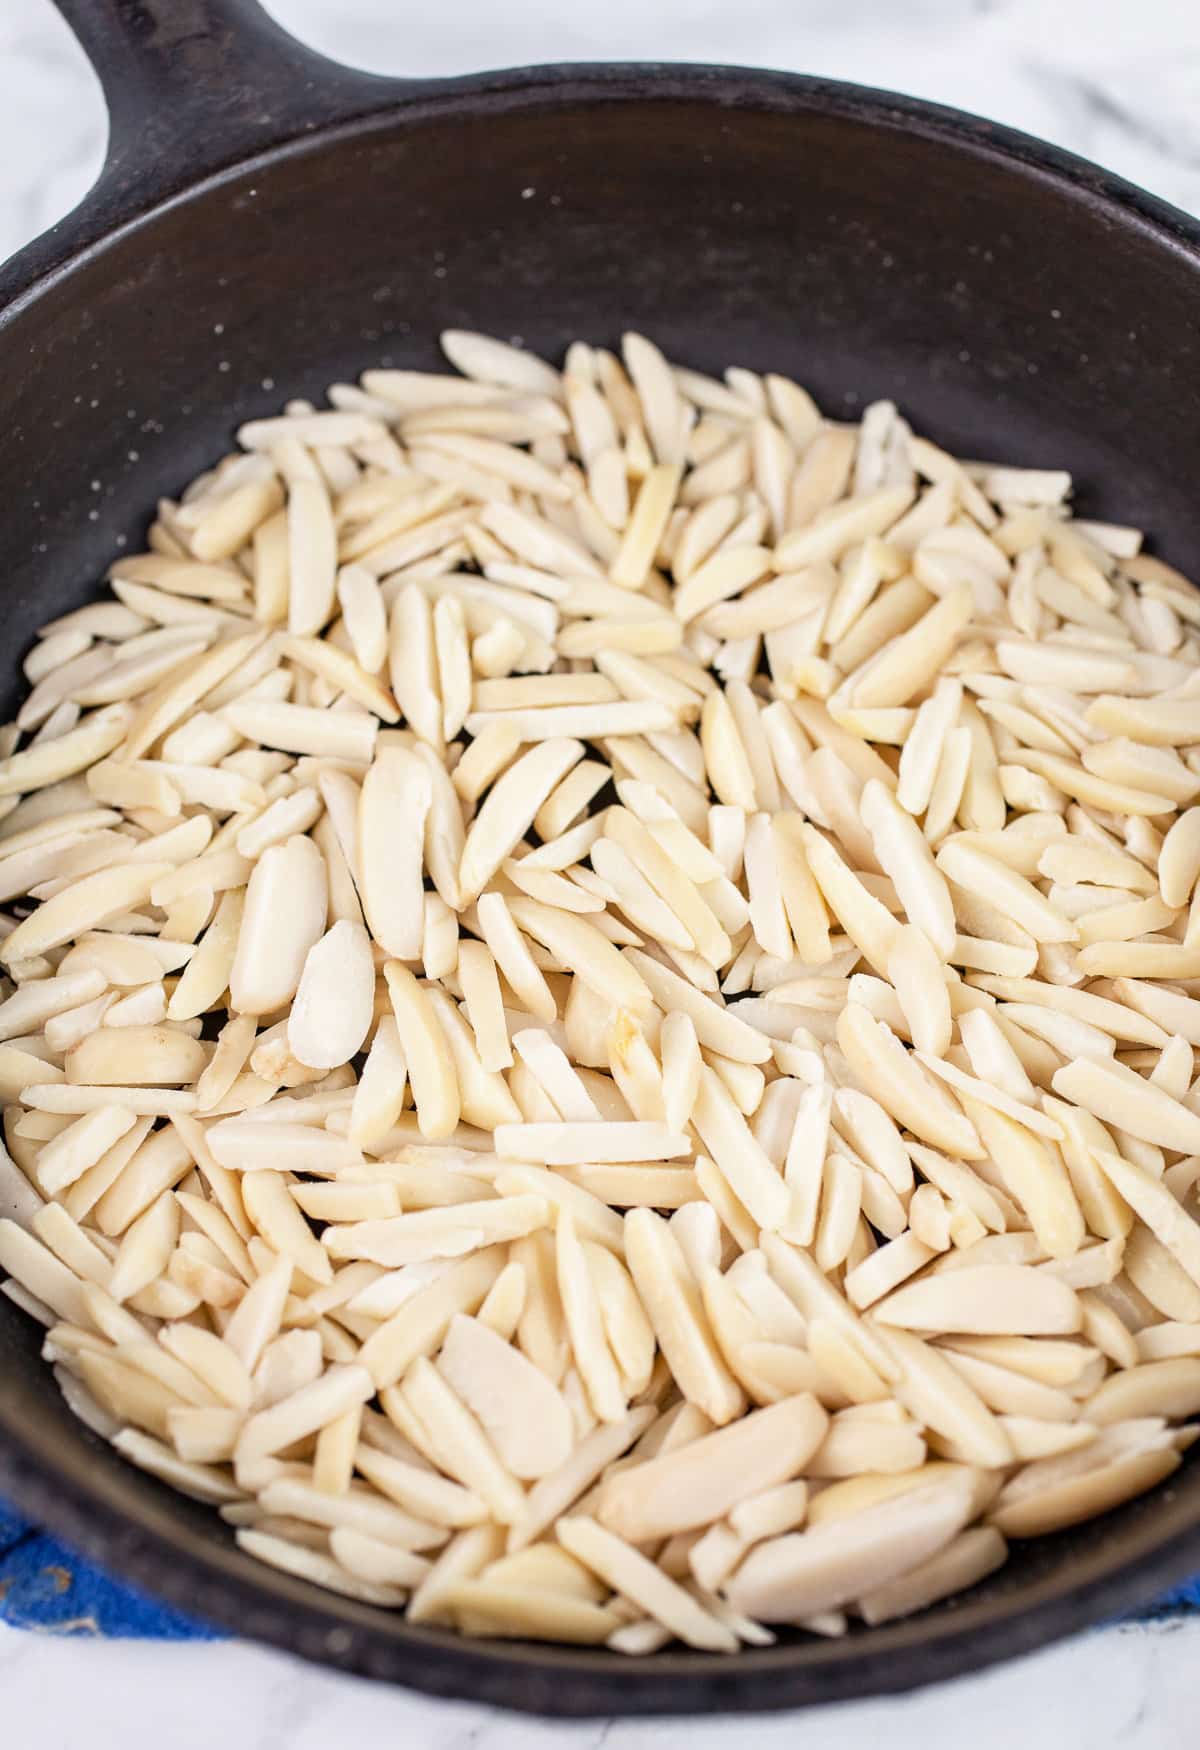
[2,63,1200,1713]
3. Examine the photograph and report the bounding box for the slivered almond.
[459,739,583,903]
[1091,1148,1200,1288]
[228,834,326,1015]
[861,779,955,957]
[875,1266,1080,1335]
[837,1004,981,1159]
[282,634,398,721]
[726,1471,977,1621]
[287,920,375,1069]
[382,962,461,1141]
[1053,1057,1200,1155]
[357,747,430,960]
[0,706,133,797]
[849,585,974,709]
[597,1395,827,1540]
[801,826,899,974]
[222,699,376,764]
[937,839,1076,944]
[286,477,337,635]
[438,1312,573,1477]
[15,335,1200,1660]
[558,1516,736,1652]
[625,1208,744,1425]
[556,1210,626,1423]
[508,897,653,1017]
[624,948,771,1063]
[495,1120,689,1166]
[0,861,173,967]
[120,630,267,762]
[876,1328,1014,1469]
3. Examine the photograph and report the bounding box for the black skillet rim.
[2,60,1200,1715]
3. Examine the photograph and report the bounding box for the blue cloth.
[0,1499,219,1638]
[0,1495,1197,1639]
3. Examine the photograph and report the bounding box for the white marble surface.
[2,0,1200,1743]
[1,1613,1199,1749]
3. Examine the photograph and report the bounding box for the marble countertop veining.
[2,0,1200,1744]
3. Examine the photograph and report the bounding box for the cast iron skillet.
[1,0,1199,1716]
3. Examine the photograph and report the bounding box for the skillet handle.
[51,0,409,203]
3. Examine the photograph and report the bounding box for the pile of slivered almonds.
[3,331,1200,1655]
